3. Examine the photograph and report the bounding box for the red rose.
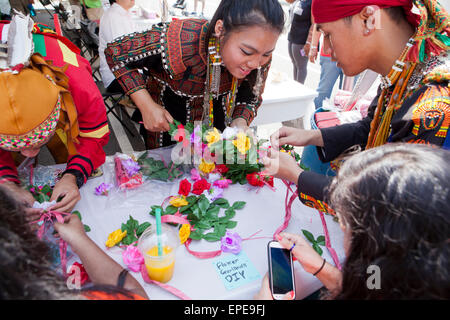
[192,178,211,195]
[246,172,265,187]
[178,178,191,196]
[214,164,229,174]
[68,262,90,286]
[264,175,274,187]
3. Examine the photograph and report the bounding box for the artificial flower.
[95,182,113,196]
[222,126,238,140]
[205,127,221,148]
[178,178,191,196]
[105,229,127,248]
[198,159,215,175]
[246,172,274,187]
[233,132,251,155]
[202,187,224,202]
[214,164,229,175]
[207,173,222,183]
[190,168,201,181]
[174,124,189,147]
[179,224,191,244]
[122,158,140,177]
[213,178,233,189]
[221,231,242,255]
[192,178,211,195]
[68,262,90,285]
[122,245,144,272]
[169,195,189,207]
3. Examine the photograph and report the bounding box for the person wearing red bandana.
[264,0,449,214]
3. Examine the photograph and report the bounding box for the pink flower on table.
[213,178,232,189]
[95,182,113,196]
[221,231,242,255]
[122,245,144,272]
[202,187,223,202]
[190,168,201,182]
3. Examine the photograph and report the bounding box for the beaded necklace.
[366,37,418,148]
[203,37,238,127]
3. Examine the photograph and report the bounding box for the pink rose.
[122,245,144,272]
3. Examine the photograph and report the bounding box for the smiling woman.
[104,0,285,149]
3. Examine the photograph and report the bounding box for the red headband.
[312,0,421,27]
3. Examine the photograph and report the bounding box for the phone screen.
[270,247,294,295]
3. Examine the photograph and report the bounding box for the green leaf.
[226,220,238,229]
[72,210,82,221]
[121,233,138,246]
[136,222,151,237]
[126,216,139,233]
[211,198,230,208]
[191,206,201,220]
[198,197,210,214]
[194,220,211,230]
[313,243,323,256]
[189,229,203,240]
[302,229,316,244]
[202,232,221,242]
[232,201,246,210]
[224,208,236,219]
[83,224,91,232]
[205,206,220,219]
[165,205,178,215]
[316,235,326,246]
[214,224,227,238]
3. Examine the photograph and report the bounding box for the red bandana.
[312,0,421,27]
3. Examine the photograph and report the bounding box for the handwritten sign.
[212,251,261,291]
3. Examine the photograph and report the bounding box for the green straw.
[155,208,163,256]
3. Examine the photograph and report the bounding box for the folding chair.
[95,81,136,137]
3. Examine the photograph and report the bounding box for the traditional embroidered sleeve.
[104,25,165,95]
[0,150,20,185]
[296,171,335,216]
[232,61,271,125]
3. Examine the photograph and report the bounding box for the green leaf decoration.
[165,205,178,215]
[226,220,237,229]
[83,225,91,232]
[313,243,323,256]
[211,198,230,208]
[189,229,203,240]
[231,201,246,210]
[224,208,236,219]
[302,229,316,243]
[203,232,221,242]
[72,210,82,221]
[136,222,151,237]
[316,236,326,246]
[198,197,210,214]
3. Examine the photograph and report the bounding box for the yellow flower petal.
[179,224,191,244]
[233,132,251,155]
[206,128,221,148]
[169,195,189,207]
[105,229,127,248]
[198,159,215,174]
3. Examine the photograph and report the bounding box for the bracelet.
[311,46,317,49]
[117,269,129,288]
[313,259,326,276]
[305,41,311,45]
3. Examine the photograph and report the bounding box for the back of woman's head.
[206,0,285,41]
[327,143,450,299]
[0,186,76,299]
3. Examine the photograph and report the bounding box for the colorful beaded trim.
[0,95,61,151]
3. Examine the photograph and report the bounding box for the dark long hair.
[326,143,450,299]
[205,0,285,44]
[0,186,77,299]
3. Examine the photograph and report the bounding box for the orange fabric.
[83,290,147,300]
[0,69,59,135]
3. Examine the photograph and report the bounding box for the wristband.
[313,259,326,276]
[311,46,317,49]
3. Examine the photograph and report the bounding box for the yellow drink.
[144,245,175,283]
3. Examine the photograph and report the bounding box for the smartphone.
[267,240,295,300]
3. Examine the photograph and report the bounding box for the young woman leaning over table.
[0,185,148,300]
[255,143,450,300]
[104,0,285,149]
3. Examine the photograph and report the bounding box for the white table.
[31,147,345,300]
[252,79,318,129]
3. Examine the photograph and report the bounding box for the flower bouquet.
[114,154,144,190]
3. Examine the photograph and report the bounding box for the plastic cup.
[137,224,180,283]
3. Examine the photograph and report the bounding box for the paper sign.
[212,251,261,291]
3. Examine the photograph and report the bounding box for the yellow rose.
[205,128,221,148]
[105,229,127,248]
[179,224,191,244]
[198,158,215,174]
[169,195,189,207]
[232,132,251,155]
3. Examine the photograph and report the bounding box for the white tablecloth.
[33,147,345,300]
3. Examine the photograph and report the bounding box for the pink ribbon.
[31,209,71,277]
[140,264,192,300]
[273,180,298,239]
[317,210,342,270]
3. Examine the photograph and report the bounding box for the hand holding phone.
[267,240,296,300]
